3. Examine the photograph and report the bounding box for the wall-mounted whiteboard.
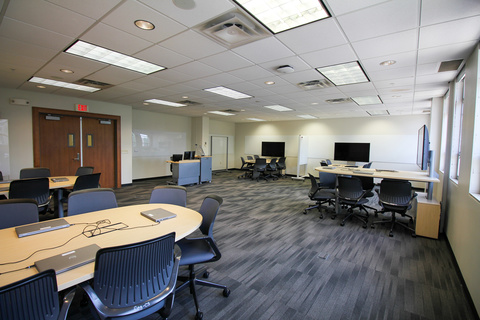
[0,120,10,180]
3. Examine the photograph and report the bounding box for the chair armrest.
[58,287,76,320]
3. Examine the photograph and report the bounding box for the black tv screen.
[261,142,285,158]
[334,142,370,162]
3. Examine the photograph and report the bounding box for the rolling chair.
[371,179,417,237]
[304,174,335,219]
[276,157,286,178]
[265,158,279,180]
[0,269,75,320]
[80,233,180,320]
[67,188,117,216]
[251,158,267,181]
[75,166,94,176]
[246,155,254,160]
[19,167,51,179]
[0,199,39,229]
[149,185,187,206]
[60,173,102,209]
[176,195,230,320]
[337,176,370,228]
[238,157,254,179]
[8,177,51,214]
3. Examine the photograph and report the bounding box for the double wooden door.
[33,108,121,188]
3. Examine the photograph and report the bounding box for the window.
[450,73,465,182]
[470,50,480,198]
[439,91,449,173]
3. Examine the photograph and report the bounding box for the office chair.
[337,176,370,228]
[19,167,51,179]
[238,157,253,179]
[371,179,417,237]
[0,199,39,229]
[150,185,187,206]
[304,174,335,219]
[357,175,378,213]
[8,177,51,214]
[176,195,230,320]
[71,173,101,191]
[246,155,254,160]
[265,158,279,180]
[0,269,75,320]
[253,154,260,159]
[75,166,94,176]
[363,162,372,168]
[80,233,180,320]
[251,158,268,181]
[276,157,286,178]
[67,188,117,216]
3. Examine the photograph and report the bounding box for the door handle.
[73,153,80,161]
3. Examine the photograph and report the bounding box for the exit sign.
[75,104,88,112]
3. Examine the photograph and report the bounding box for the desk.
[315,166,441,238]
[167,160,200,186]
[0,176,77,218]
[0,203,202,291]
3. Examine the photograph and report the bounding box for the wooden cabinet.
[414,194,441,239]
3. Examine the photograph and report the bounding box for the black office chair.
[67,188,117,216]
[304,174,335,219]
[75,166,94,176]
[358,175,378,213]
[71,173,101,191]
[337,176,370,228]
[246,155,254,160]
[0,269,75,320]
[238,157,253,179]
[277,157,286,178]
[265,158,279,180]
[176,195,230,320]
[371,179,417,237]
[80,233,180,320]
[0,199,39,229]
[8,177,51,214]
[251,158,268,181]
[19,167,51,179]
[149,185,187,206]
[363,162,373,168]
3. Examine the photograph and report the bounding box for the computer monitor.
[183,151,195,160]
[171,154,183,162]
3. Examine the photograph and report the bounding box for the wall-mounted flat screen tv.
[334,142,370,162]
[261,142,285,158]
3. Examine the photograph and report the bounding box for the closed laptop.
[141,208,177,222]
[15,219,70,238]
[35,244,100,274]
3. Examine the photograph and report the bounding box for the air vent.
[196,11,269,48]
[176,100,202,106]
[438,60,462,72]
[325,98,353,104]
[297,79,334,90]
[74,79,113,89]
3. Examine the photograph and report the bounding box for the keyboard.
[353,170,374,175]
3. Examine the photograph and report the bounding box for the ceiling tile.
[419,15,480,49]
[325,0,391,16]
[232,37,295,64]
[352,29,418,60]
[421,0,480,26]
[87,66,146,85]
[199,51,254,72]
[300,44,357,68]
[135,45,192,69]
[159,30,227,60]
[46,0,122,20]
[417,41,478,65]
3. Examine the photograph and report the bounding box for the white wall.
[0,88,133,184]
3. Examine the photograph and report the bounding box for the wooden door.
[38,115,81,176]
[82,117,115,188]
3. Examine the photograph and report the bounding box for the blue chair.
[0,199,39,229]
[149,185,187,207]
[67,188,117,216]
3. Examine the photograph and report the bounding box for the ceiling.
[1,0,479,123]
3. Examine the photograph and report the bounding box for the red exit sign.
[75,104,88,112]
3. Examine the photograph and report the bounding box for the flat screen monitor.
[183,151,195,160]
[261,142,285,158]
[172,154,183,161]
[417,125,430,170]
[334,142,370,162]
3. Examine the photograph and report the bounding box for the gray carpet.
[68,171,478,320]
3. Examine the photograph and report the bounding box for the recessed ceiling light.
[264,105,293,112]
[208,111,235,116]
[182,96,189,99]
[134,20,155,30]
[351,96,382,106]
[297,114,317,119]
[247,118,266,121]
[29,77,100,92]
[265,81,275,85]
[233,0,330,33]
[311,102,319,105]
[204,86,252,99]
[60,69,74,74]
[144,99,187,107]
[36,85,46,89]
[316,61,369,86]
[380,60,396,66]
[65,40,165,75]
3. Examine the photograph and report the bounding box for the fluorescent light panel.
[203,86,252,99]
[264,105,293,112]
[247,118,266,121]
[351,96,382,106]
[297,114,317,119]
[144,99,186,107]
[316,61,369,86]
[28,77,100,92]
[65,40,165,75]
[234,0,330,33]
[208,111,235,116]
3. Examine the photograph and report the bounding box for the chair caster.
[195,311,204,320]
[331,215,336,220]
[340,222,345,226]
[370,224,375,229]
[223,288,231,297]
[303,210,307,214]
[389,232,394,237]
[319,214,324,219]
[203,271,209,279]
[362,224,367,229]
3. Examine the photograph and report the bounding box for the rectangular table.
[0,203,202,291]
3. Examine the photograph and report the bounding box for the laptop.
[35,244,100,274]
[141,208,177,222]
[51,177,69,182]
[15,219,70,238]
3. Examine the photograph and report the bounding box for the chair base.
[340,207,369,228]
[371,212,416,237]
[304,200,334,219]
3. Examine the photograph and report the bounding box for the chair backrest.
[277,157,286,169]
[72,173,101,192]
[325,159,332,165]
[19,167,51,179]
[358,175,375,192]
[67,188,117,216]
[9,178,50,207]
[337,176,365,201]
[87,233,179,316]
[75,166,94,176]
[246,155,253,160]
[149,185,187,206]
[0,199,39,229]
[198,195,223,237]
[253,158,267,171]
[0,269,61,320]
[379,179,414,207]
[308,174,320,197]
[268,158,277,170]
[363,162,372,168]
[320,161,328,166]
[253,154,259,159]
[319,171,336,189]
[240,157,246,169]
